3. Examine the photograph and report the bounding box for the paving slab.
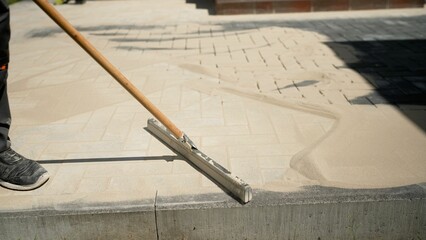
[0,0,425,239]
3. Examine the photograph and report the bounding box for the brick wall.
[215,0,424,14]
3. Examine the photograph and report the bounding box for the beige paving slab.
[0,0,424,211]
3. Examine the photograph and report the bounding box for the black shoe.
[0,148,49,191]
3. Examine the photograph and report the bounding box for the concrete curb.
[0,184,424,239]
[156,184,426,240]
[0,198,157,239]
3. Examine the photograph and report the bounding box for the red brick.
[256,2,274,13]
[313,0,350,11]
[350,0,387,10]
[388,0,424,8]
[273,1,312,13]
[215,2,256,15]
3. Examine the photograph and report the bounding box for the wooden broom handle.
[33,0,184,139]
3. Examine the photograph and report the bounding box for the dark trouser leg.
[0,69,10,152]
[0,0,11,152]
[0,0,10,65]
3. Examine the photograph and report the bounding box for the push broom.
[33,0,252,203]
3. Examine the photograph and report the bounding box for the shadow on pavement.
[325,39,426,131]
[186,0,215,15]
[38,155,183,164]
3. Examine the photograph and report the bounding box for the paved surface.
[0,0,425,239]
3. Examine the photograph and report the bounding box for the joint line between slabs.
[154,190,159,240]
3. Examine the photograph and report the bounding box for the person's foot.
[0,148,49,191]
